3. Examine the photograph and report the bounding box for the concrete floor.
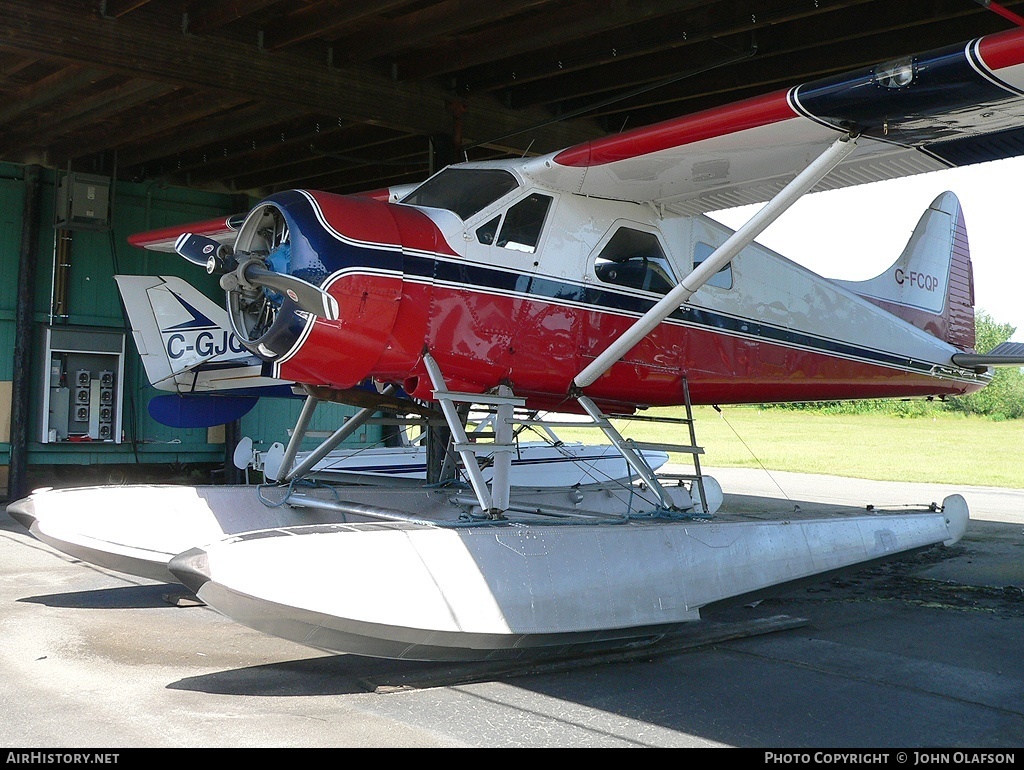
[2,468,1023,748]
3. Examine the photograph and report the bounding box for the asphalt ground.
[2,468,1023,749]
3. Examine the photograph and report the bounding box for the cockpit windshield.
[401,168,519,220]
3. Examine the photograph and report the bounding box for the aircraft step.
[628,440,704,455]
[433,389,527,407]
[657,472,702,482]
[607,413,694,425]
[510,418,603,428]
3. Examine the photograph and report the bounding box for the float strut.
[277,393,321,481]
[422,353,524,517]
[285,385,397,482]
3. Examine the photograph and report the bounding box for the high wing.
[127,214,245,252]
[522,28,1024,215]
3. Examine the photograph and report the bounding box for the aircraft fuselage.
[230,161,986,411]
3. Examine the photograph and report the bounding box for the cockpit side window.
[476,216,500,245]
[401,168,519,220]
[594,227,678,295]
[693,241,734,289]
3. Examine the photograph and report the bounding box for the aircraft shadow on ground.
[168,655,436,697]
[18,583,178,610]
[165,611,808,699]
[164,559,1024,747]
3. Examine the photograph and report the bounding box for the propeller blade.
[174,232,224,269]
[242,263,340,321]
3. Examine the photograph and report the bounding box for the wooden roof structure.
[3,0,1023,195]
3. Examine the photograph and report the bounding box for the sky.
[709,155,1024,342]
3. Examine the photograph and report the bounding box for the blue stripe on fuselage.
[407,251,945,377]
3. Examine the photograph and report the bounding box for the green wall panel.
[0,162,378,469]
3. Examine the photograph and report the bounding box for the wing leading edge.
[522,28,1024,215]
[127,213,245,253]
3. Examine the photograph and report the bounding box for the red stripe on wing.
[127,216,237,250]
[976,26,1024,71]
[553,90,796,168]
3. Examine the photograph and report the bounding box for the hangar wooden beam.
[0,0,601,156]
[260,0,413,52]
[184,0,283,35]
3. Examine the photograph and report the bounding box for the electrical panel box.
[39,326,124,444]
[55,172,111,230]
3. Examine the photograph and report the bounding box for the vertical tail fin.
[835,191,975,351]
[115,275,295,428]
[114,275,289,394]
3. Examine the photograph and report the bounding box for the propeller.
[174,232,236,273]
[174,232,339,321]
[238,260,340,321]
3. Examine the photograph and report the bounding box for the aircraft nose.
[168,547,212,595]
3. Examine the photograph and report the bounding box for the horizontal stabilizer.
[951,342,1024,370]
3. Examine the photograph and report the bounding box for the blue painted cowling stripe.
[264,190,403,282]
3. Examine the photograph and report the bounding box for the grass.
[553,406,1024,489]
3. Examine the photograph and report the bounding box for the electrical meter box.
[39,326,124,444]
[55,172,111,230]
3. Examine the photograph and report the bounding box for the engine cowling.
[226,190,409,389]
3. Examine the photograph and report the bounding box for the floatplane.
[12,27,1024,661]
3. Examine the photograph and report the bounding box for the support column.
[8,166,42,501]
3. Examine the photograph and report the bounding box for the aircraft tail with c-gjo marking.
[114,275,293,427]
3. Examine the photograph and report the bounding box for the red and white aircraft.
[13,27,1024,661]
[137,32,1024,411]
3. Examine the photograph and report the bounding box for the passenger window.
[693,241,733,289]
[594,227,677,295]
[495,194,552,253]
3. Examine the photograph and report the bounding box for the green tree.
[948,310,1024,419]
[974,310,1016,355]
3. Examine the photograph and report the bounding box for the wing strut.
[573,134,859,390]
